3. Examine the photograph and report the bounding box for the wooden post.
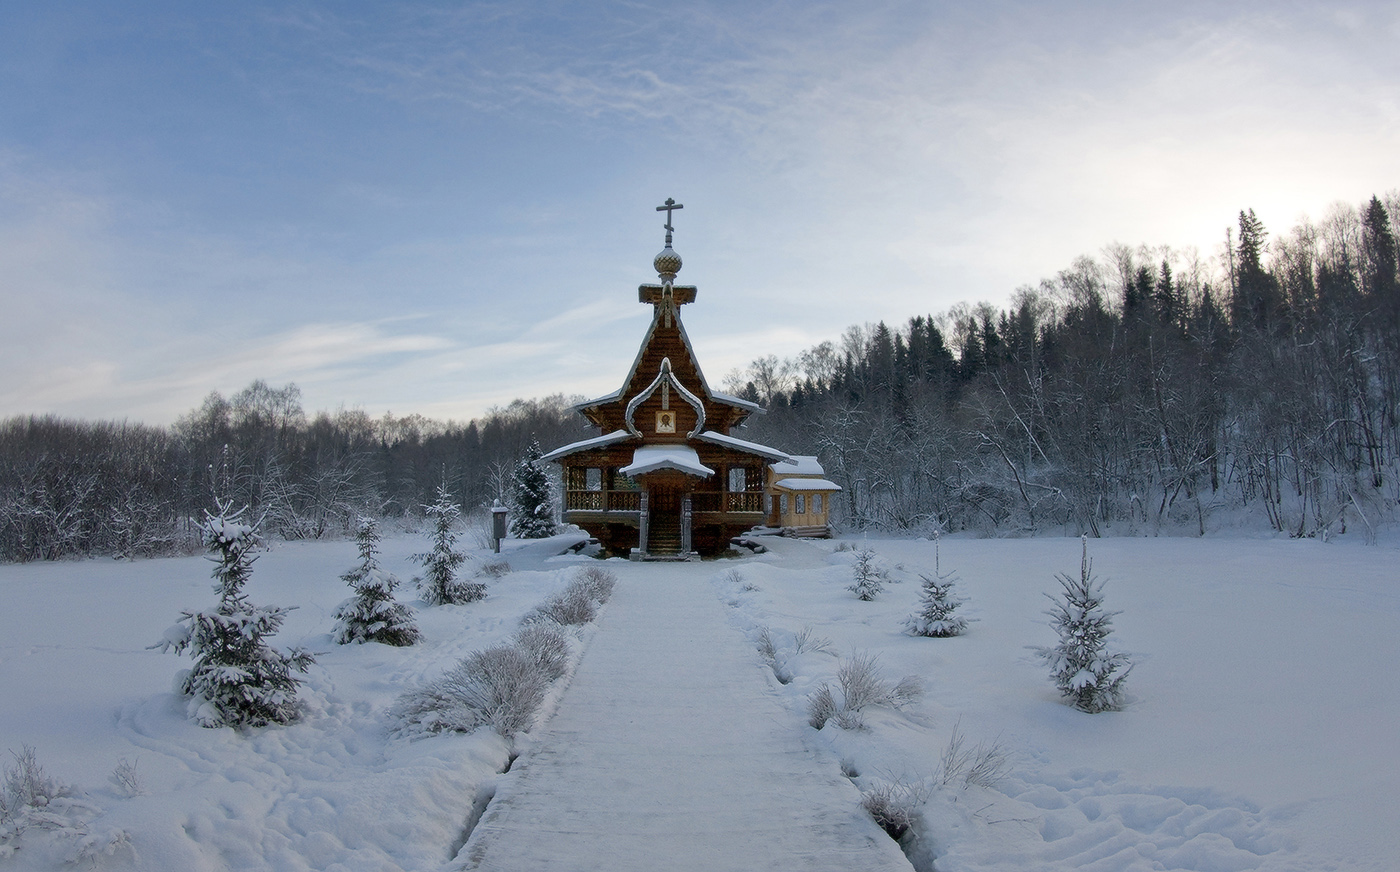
[681,492,693,555]
[491,500,508,554]
[638,489,650,557]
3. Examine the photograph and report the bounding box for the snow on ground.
[0,529,1396,870]
[712,535,1399,871]
[0,530,595,870]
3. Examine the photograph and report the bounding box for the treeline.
[0,384,589,562]
[730,195,1400,539]
[4,194,1397,560]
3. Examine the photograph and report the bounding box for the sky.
[2,1,1397,426]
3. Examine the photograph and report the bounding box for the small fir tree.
[510,439,556,539]
[333,516,420,646]
[1032,536,1132,713]
[848,547,888,601]
[153,504,314,728]
[414,485,485,605]
[905,533,972,637]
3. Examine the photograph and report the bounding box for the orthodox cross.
[656,197,683,244]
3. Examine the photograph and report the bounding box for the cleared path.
[454,560,913,871]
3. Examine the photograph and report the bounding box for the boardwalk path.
[454,559,913,871]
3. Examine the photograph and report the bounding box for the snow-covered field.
[0,530,1396,870]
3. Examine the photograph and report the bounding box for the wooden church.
[542,200,839,559]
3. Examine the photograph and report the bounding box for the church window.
[728,466,746,492]
[795,494,806,514]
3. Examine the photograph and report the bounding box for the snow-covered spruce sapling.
[413,485,485,605]
[848,547,889,601]
[153,505,314,728]
[1031,536,1132,713]
[905,533,973,637]
[509,439,556,539]
[332,516,420,646]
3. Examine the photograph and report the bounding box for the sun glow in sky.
[2,1,1397,424]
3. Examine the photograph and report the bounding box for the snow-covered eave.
[708,390,764,414]
[620,445,716,478]
[540,429,634,463]
[694,431,791,463]
[771,477,842,492]
[770,456,825,476]
[570,389,623,413]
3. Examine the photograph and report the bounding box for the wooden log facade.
[542,212,834,559]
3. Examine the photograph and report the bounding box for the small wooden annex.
[765,456,842,537]
[542,202,838,558]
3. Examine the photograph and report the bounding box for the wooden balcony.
[690,491,762,513]
[566,491,642,512]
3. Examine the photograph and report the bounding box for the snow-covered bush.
[513,622,572,682]
[848,548,889,601]
[936,722,1010,789]
[413,486,485,605]
[153,505,314,728]
[573,565,617,603]
[861,778,928,841]
[108,758,144,798]
[509,439,556,539]
[333,516,420,646]
[476,557,513,579]
[807,652,923,730]
[396,645,550,740]
[757,624,836,685]
[524,567,617,626]
[1032,536,1133,713]
[0,745,130,862]
[396,567,613,741]
[905,535,973,637]
[794,625,835,655]
[526,583,597,626]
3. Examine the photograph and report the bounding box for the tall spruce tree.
[510,439,556,539]
[154,503,314,727]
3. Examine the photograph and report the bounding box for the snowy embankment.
[712,535,1399,872]
[0,531,600,871]
[0,531,1396,870]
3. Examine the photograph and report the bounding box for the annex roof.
[770,455,826,476]
[771,477,842,492]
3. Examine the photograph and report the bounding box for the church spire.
[653,197,683,282]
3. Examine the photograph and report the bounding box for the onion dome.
[654,244,682,281]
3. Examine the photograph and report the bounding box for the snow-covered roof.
[771,477,842,492]
[571,389,622,411]
[540,429,633,463]
[694,430,791,462]
[620,445,716,478]
[708,390,764,414]
[769,455,825,476]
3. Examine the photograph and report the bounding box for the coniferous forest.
[3,196,1398,561]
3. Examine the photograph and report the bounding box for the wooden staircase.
[647,510,682,556]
